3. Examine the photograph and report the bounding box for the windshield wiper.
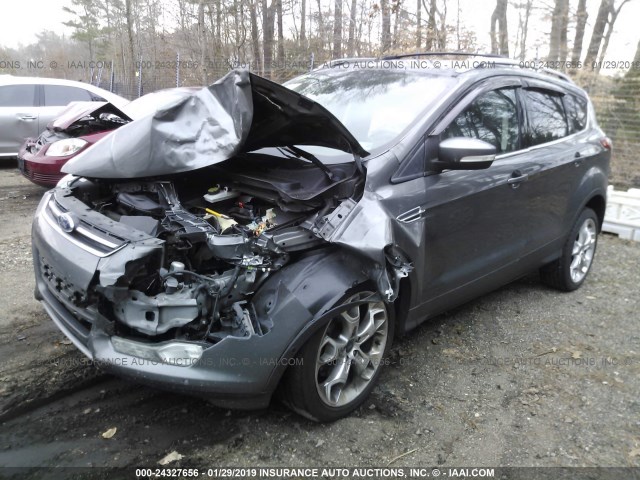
[281,145,337,182]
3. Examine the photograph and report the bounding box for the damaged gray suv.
[32,56,610,421]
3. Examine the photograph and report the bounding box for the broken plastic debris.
[158,451,184,465]
[101,427,117,439]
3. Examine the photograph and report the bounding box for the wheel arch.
[584,193,606,231]
[252,247,377,395]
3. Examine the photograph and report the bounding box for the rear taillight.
[600,137,612,150]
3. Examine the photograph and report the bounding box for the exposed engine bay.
[61,157,373,344]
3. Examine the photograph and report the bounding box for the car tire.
[540,208,599,291]
[281,288,394,422]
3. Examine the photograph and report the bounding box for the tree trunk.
[437,0,447,49]
[316,0,324,51]
[333,0,342,57]
[548,0,569,63]
[424,0,437,51]
[490,0,508,56]
[571,0,588,64]
[262,0,275,78]
[250,0,260,68]
[381,0,391,53]
[276,0,284,64]
[596,0,630,71]
[124,0,136,97]
[348,0,357,55]
[300,0,307,45]
[216,0,222,57]
[392,0,398,48]
[416,0,421,50]
[518,0,532,61]
[584,0,612,68]
[198,0,208,85]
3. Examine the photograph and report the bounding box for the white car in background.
[0,75,128,158]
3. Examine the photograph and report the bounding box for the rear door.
[0,84,39,156]
[519,85,579,252]
[38,84,95,133]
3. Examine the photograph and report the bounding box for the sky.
[1,0,639,66]
[0,0,74,48]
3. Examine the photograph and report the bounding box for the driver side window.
[442,88,520,154]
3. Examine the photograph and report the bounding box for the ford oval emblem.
[57,212,77,233]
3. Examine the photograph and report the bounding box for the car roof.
[0,74,128,107]
[310,55,588,98]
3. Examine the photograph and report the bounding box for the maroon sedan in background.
[18,88,198,187]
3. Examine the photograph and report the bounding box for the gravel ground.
[0,164,638,477]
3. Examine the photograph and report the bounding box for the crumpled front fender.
[251,248,371,392]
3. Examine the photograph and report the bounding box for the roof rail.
[382,52,574,83]
[322,53,574,83]
[382,51,507,60]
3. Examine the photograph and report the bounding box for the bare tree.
[300,0,306,46]
[437,0,446,49]
[315,0,325,51]
[262,0,275,77]
[490,0,509,56]
[514,0,532,61]
[381,0,391,52]
[584,0,630,72]
[347,0,357,55]
[333,0,343,57]
[416,0,422,49]
[276,0,285,63]
[571,0,588,64]
[548,0,569,65]
[249,0,261,66]
[124,0,136,95]
[423,0,437,50]
[596,0,630,68]
[584,0,613,67]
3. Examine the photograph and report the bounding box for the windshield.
[285,69,455,152]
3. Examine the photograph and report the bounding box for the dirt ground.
[0,163,638,477]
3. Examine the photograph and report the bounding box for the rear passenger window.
[43,85,92,106]
[564,94,588,133]
[442,88,520,154]
[0,85,36,107]
[523,89,568,145]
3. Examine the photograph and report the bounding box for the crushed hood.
[62,69,368,179]
[50,101,132,132]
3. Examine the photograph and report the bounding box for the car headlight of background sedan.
[45,138,88,157]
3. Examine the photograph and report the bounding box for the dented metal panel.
[62,69,367,179]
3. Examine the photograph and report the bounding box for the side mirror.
[434,137,496,170]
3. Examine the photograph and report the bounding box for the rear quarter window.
[523,89,568,146]
[564,94,588,133]
[0,85,36,107]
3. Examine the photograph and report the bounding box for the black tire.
[540,208,599,291]
[281,289,394,422]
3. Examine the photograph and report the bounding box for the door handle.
[18,114,37,121]
[507,171,528,188]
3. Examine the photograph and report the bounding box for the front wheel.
[281,290,393,422]
[540,208,599,291]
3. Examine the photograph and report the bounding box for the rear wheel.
[540,208,599,291]
[282,290,393,422]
